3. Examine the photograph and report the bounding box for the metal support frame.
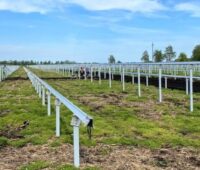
[132,74,134,85]
[137,67,141,97]
[91,67,93,83]
[122,67,125,91]
[55,98,61,137]
[47,91,51,116]
[190,69,193,112]
[29,62,200,113]
[78,67,81,79]
[98,67,101,85]
[104,68,106,79]
[109,67,112,88]
[42,86,45,106]
[159,68,162,103]
[165,77,167,89]
[71,115,81,168]
[146,75,149,87]
[84,68,87,80]
[186,78,189,95]
[24,67,93,168]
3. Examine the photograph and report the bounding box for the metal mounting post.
[190,69,193,112]
[71,115,81,168]
[119,65,122,82]
[55,98,61,137]
[42,86,45,106]
[78,68,81,79]
[84,68,87,80]
[137,67,141,97]
[68,68,70,76]
[159,68,162,102]
[186,78,189,95]
[47,91,51,116]
[91,67,93,83]
[122,67,125,91]
[109,67,112,88]
[98,67,101,85]
[104,68,106,79]
[165,77,167,89]
[132,74,135,85]
[112,67,114,80]
[146,75,149,87]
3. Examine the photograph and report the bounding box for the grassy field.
[31,68,200,148]
[0,67,200,170]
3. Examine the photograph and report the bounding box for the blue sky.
[0,0,200,63]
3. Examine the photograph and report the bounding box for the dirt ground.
[0,143,199,170]
[1,79,199,170]
[77,93,168,120]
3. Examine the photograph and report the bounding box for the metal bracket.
[55,98,61,106]
[71,115,81,127]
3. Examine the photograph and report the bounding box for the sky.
[0,0,200,63]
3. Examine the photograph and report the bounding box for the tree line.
[141,44,200,63]
[0,60,76,65]
[108,44,200,64]
[1,44,200,65]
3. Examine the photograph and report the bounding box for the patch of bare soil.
[0,144,199,170]
[77,93,128,112]
[82,145,200,170]
[5,80,21,90]
[0,110,11,117]
[0,121,29,139]
[5,77,28,81]
[78,92,190,120]
[162,97,188,117]
[0,143,73,170]
[128,100,163,120]
[77,94,163,120]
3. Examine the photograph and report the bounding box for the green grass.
[1,67,200,169]
[0,68,74,148]
[28,68,70,78]
[30,68,200,149]
[0,137,8,149]
[9,66,28,78]
[20,161,49,170]
[57,164,99,170]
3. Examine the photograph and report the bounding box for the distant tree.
[176,53,189,62]
[141,50,150,62]
[0,60,76,65]
[108,55,116,64]
[13,60,17,65]
[191,44,200,61]
[117,61,122,63]
[164,45,176,62]
[154,50,164,62]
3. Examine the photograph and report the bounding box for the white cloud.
[68,0,166,13]
[109,24,168,35]
[0,0,166,14]
[0,0,47,14]
[175,2,200,17]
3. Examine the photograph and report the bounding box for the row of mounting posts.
[45,64,194,113]
[25,68,92,168]
[88,65,194,112]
